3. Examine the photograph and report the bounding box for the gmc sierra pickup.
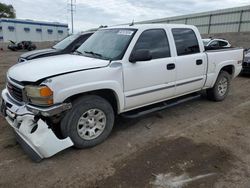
[1,24,243,161]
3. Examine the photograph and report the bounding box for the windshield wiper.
[84,51,112,61]
[74,50,83,55]
[84,51,103,58]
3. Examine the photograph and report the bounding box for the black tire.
[60,95,114,148]
[206,71,231,101]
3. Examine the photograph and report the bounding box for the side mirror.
[129,49,152,63]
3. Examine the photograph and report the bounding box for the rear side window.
[172,28,200,56]
[210,41,219,47]
[219,41,228,47]
[133,29,171,59]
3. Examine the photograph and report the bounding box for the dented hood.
[8,54,109,82]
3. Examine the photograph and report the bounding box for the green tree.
[0,2,16,18]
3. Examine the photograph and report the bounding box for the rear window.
[172,28,200,56]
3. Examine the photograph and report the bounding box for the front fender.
[42,67,124,113]
[57,81,124,113]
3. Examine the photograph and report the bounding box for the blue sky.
[1,0,250,32]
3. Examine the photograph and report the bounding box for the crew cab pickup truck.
[1,24,243,161]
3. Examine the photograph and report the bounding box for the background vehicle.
[8,40,36,51]
[18,31,94,63]
[1,24,243,161]
[242,49,250,74]
[202,38,231,49]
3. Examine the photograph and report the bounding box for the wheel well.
[64,89,119,114]
[221,65,234,76]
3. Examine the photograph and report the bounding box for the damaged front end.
[1,89,73,162]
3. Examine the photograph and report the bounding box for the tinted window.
[210,41,219,47]
[172,28,200,56]
[133,29,170,59]
[219,41,228,47]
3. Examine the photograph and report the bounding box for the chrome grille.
[7,81,23,102]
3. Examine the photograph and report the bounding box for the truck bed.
[204,47,243,88]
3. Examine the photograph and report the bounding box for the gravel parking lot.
[0,49,250,188]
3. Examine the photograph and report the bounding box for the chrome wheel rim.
[218,77,228,96]
[77,108,106,140]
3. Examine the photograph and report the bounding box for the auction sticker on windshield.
[117,30,134,36]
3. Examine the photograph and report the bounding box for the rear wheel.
[206,71,231,101]
[60,95,114,148]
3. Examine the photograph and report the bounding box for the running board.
[121,93,201,118]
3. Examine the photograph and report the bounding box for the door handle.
[167,63,175,70]
[196,59,203,65]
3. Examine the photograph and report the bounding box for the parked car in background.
[18,31,94,63]
[242,49,250,74]
[202,38,231,49]
[1,24,243,161]
[8,40,37,51]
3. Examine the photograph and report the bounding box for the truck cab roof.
[106,23,197,30]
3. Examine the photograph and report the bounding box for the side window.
[210,41,219,47]
[219,41,228,47]
[133,29,171,59]
[172,28,200,56]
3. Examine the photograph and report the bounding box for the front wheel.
[206,71,231,101]
[60,95,114,148]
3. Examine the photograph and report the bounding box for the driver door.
[123,29,176,110]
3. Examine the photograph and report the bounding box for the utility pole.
[71,0,74,34]
[68,0,76,34]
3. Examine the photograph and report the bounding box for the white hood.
[8,54,110,82]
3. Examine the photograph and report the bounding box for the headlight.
[25,85,53,106]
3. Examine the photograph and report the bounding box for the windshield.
[202,39,211,46]
[53,34,79,50]
[76,28,136,60]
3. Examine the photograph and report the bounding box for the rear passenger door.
[123,29,176,109]
[172,28,206,96]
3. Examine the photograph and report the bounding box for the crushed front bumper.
[1,89,73,162]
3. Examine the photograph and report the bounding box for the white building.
[0,18,68,42]
[136,5,250,34]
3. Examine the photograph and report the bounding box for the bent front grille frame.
[6,77,25,103]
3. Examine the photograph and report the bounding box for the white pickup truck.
[1,24,243,161]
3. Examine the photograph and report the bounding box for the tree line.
[0,2,16,18]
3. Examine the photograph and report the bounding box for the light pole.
[70,0,74,34]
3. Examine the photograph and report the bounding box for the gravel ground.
[0,49,250,188]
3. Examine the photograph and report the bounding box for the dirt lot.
[0,49,250,188]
